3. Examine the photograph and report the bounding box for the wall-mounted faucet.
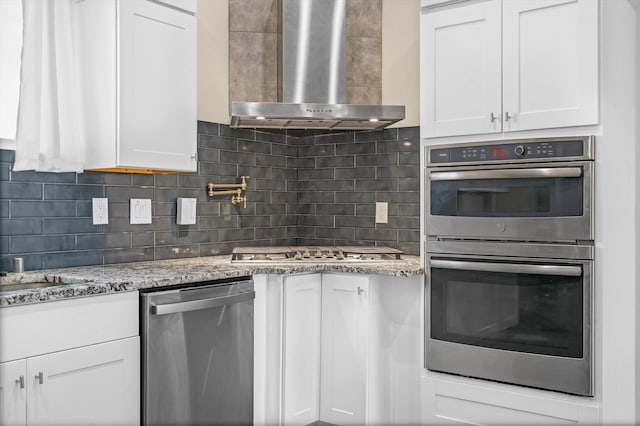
[207,176,250,208]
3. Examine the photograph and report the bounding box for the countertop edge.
[0,255,424,307]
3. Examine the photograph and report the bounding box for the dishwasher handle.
[150,290,255,315]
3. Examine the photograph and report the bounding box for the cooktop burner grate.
[230,246,403,262]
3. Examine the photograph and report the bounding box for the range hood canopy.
[230,102,405,130]
[230,0,405,130]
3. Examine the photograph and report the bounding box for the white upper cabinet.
[421,0,502,137]
[421,0,598,138]
[74,0,197,173]
[502,0,599,132]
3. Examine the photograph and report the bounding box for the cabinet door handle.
[490,112,498,122]
[15,375,25,389]
[357,286,364,295]
[505,111,512,122]
[34,371,44,384]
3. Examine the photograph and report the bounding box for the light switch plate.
[177,198,197,225]
[92,198,109,225]
[130,199,152,224]
[375,202,388,224]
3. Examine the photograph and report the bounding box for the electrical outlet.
[92,198,109,225]
[177,198,197,225]
[130,199,152,224]
[375,202,388,224]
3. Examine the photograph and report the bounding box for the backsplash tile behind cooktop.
[0,122,419,271]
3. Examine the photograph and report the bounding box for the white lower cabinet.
[0,292,140,426]
[421,373,599,426]
[26,338,139,426]
[272,272,423,426]
[1,338,139,426]
[320,274,369,425]
[283,274,322,426]
[0,359,26,426]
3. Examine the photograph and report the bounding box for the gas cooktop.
[230,246,403,263]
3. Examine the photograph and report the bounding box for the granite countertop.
[0,255,423,307]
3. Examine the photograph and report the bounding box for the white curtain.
[0,0,23,144]
[14,0,85,173]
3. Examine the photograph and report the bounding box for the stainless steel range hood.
[230,0,405,130]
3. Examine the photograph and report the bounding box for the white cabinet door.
[320,274,369,425]
[26,337,140,426]
[0,359,27,426]
[421,374,599,425]
[421,0,502,137]
[283,274,322,426]
[118,0,197,171]
[502,0,598,131]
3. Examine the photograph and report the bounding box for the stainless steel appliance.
[141,277,254,425]
[426,136,594,242]
[425,240,593,396]
[424,136,595,396]
[230,0,405,130]
[231,246,403,262]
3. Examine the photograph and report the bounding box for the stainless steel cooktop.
[231,246,403,263]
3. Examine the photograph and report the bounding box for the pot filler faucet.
[207,176,250,208]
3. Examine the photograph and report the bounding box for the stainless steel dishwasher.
[140,277,254,425]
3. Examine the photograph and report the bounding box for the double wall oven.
[424,136,594,396]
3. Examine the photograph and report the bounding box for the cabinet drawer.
[422,374,599,425]
[0,292,138,362]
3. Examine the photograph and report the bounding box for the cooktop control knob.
[514,145,526,156]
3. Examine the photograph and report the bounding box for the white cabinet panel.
[420,0,598,138]
[502,0,598,131]
[283,274,322,426]
[320,274,369,425]
[74,0,197,173]
[119,0,197,171]
[421,0,502,137]
[26,337,140,426]
[0,359,27,426]
[422,374,599,426]
[0,292,138,363]
[156,0,196,13]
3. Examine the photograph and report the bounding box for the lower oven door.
[425,252,593,396]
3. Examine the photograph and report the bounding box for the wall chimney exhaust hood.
[230,0,405,130]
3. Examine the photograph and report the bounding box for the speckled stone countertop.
[0,255,423,307]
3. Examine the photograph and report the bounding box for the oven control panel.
[429,138,587,165]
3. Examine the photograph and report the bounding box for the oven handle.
[429,167,582,181]
[430,259,582,277]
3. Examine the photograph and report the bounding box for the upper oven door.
[426,161,594,242]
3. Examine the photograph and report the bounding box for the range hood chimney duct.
[230,0,405,130]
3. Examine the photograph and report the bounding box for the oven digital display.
[491,147,509,159]
[430,139,586,164]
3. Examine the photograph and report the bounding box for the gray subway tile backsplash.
[0,201,8,217]
[0,218,42,236]
[0,182,43,200]
[0,122,420,270]
[10,235,76,253]
[0,163,9,181]
[11,201,77,218]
